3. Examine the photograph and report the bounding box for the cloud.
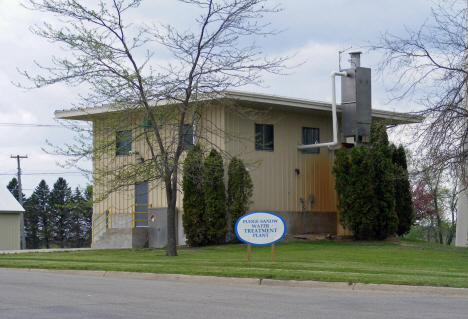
[0,0,443,194]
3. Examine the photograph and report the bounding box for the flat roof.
[55,90,422,124]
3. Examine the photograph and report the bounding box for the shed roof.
[0,184,25,213]
[54,90,422,124]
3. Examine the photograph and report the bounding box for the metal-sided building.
[0,184,24,251]
[55,89,419,248]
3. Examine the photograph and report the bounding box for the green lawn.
[1,239,468,288]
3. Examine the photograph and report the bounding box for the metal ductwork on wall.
[297,51,372,151]
[341,51,372,146]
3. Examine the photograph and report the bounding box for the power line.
[0,172,84,176]
[0,123,91,128]
[24,173,86,176]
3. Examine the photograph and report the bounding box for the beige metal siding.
[91,103,351,236]
[92,106,226,224]
[225,109,340,213]
[0,213,20,251]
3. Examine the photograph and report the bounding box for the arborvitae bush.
[203,148,227,244]
[333,146,378,239]
[333,122,406,240]
[348,146,380,239]
[332,148,352,228]
[393,145,415,236]
[182,144,207,247]
[370,122,398,240]
[227,158,253,234]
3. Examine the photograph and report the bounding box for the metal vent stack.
[341,51,372,145]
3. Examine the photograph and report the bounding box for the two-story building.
[55,90,419,248]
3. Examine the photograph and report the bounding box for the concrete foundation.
[272,211,337,235]
[91,210,336,249]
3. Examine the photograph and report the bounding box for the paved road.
[0,269,467,319]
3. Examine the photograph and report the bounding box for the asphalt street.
[0,269,467,319]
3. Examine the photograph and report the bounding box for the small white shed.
[0,184,25,250]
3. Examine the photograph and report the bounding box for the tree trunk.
[436,214,444,244]
[446,196,457,245]
[446,231,454,246]
[165,174,178,257]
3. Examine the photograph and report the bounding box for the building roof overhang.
[54,90,422,125]
[0,185,25,213]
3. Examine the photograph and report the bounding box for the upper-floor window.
[183,124,194,149]
[255,123,274,151]
[302,127,320,154]
[116,130,132,155]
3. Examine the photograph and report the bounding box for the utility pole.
[11,155,28,250]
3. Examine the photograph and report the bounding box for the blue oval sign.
[235,211,287,246]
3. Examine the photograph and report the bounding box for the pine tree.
[28,180,53,248]
[227,158,254,235]
[49,178,72,248]
[23,195,40,249]
[370,122,398,240]
[393,145,415,236]
[67,187,93,248]
[182,144,207,247]
[6,178,25,204]
[82,185,93,246]
[203,148,227,244]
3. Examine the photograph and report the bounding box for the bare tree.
[369,0,468,184]
[410,151,459,244]
[19,0,291,256]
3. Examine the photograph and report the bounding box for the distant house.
[55,90,420,248]
[0,184,24,251]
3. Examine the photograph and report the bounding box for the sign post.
[235,211,286,262]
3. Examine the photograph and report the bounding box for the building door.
[135,181,149,227]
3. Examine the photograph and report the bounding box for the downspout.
[297,71,347,151]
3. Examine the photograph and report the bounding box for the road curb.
[177,274,261,285]
[353,282,468,296]
[0,248,94,254]
[2,267,468,296]
[261,278,354,290]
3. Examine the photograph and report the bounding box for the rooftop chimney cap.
[349,51,362,68]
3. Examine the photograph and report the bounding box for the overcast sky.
[0,0,441,195]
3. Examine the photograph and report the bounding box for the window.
[302,127,320,154]
[116,130,132,155]
[255,124,274,151]
[183,124,194,149]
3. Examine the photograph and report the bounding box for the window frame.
[116,130,132,156]
[301,127,320,154]
[255,123,274,151]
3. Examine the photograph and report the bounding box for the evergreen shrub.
[203,148,227,244]
[227,158,253,234]
[393,145,415,236]
[182,144,207,246]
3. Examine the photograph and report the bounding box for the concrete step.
[91,228,148,249]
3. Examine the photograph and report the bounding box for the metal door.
[134,182,148,227]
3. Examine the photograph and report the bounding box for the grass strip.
[1,239,467,288]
